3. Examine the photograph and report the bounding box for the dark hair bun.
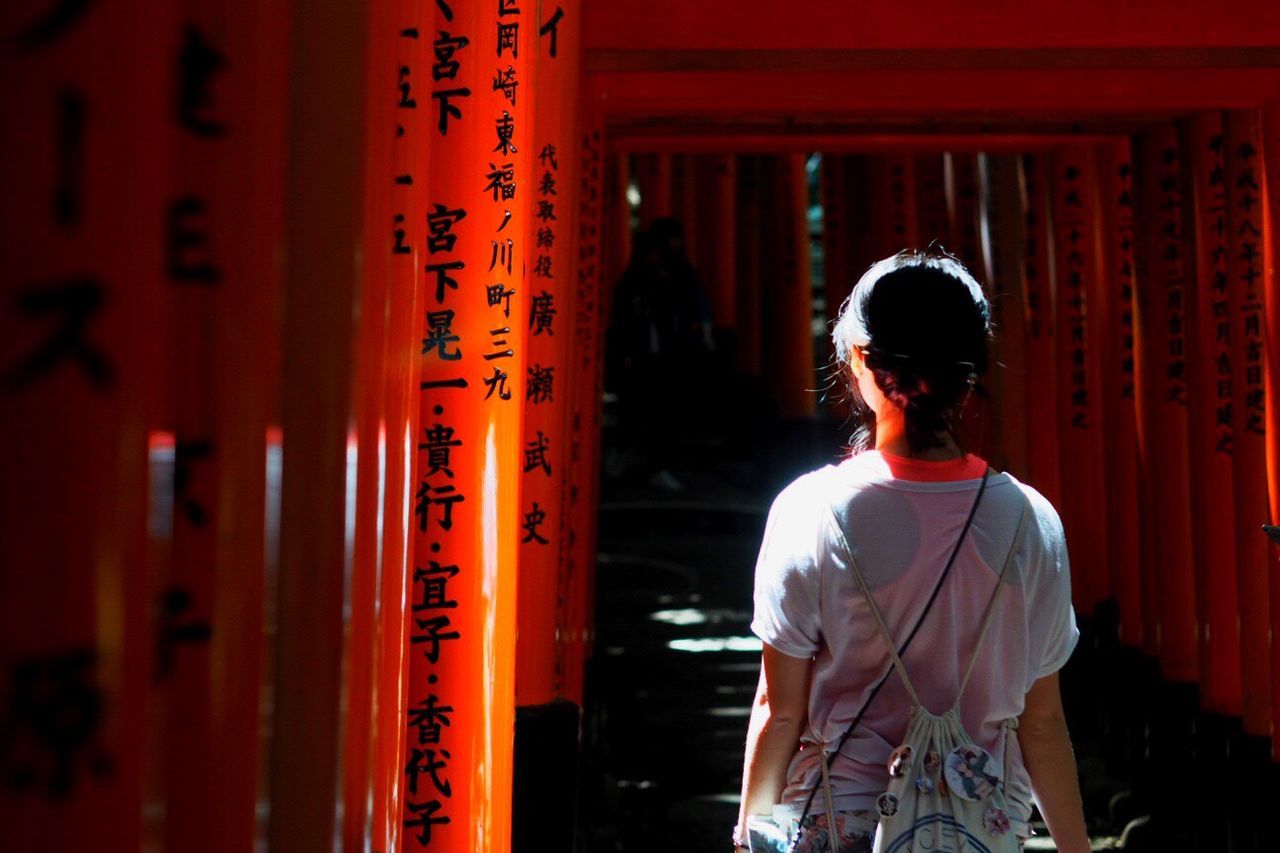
[835,250,992,452]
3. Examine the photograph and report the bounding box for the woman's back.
[750,450,1077,833]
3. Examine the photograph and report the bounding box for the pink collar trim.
[873,450,989,482]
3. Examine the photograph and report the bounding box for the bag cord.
[789,466,991,852]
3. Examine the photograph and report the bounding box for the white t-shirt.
[750,450,1078,826]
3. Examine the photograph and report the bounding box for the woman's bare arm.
[1018,672,1090,853]
[734,643,812,847]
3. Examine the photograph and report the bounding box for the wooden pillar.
[1048,147,1111,618]
[916,153,951,250]
[763,154,816,420]
[1020,154,1064,511]
[602,150,631,324]
[945,152,983,274]
[517,0,581,709]
[402,2,532,849]
[979,154,1029,478]
[672,153,699,263]
[564,92,607,708]
[736,155,765,377]
[1132,127,1200,683]
[1221,110,1272,741]
[0,3,168,850]
[1264,102,1280,758]
[159,1,291,851]
[1184,114,1244,716]
[696,154,738,332]
[867,154,919,259]
[634,152,672,228]
[266,0,370,850]
[1097,138,1146,651]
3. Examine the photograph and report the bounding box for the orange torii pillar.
[564,95,609,711]
[0,3,168,850]
[867,154,919,259]
[695,154,738,334]
[763,154,817,420]
[513,3,582,845]
[945,152,983,274]
[1019,154,1064,512]
[1222,110,1273,748]
[978,154,1029,479]
[263,2,379,850]
[634,152,673,229]
[671,153,700,263]
[1048,147,1111,619]
[916,153,951,250]
[403,1,533,849]
[161,1,290,851]
[1265,102,1280,759]
[946,152,988,456]
[1132,128,1199,684]
[1097,138,1146,651]
[515,0,580,713]
[340,5,435,851]
[736,155,765,377]
[369,14,429,848]
[1185,113,1244,720]
[603,150,632,322]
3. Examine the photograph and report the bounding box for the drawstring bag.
[832,493,1031,852]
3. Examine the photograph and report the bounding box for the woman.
[734,251,1090,853]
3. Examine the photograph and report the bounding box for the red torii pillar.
[1184,113,1244,718]
[763,154,816,420]
[402,2,534,849]
[1222,109,1273,745]
[1132,127,1199,683]
[1097,138,1146,650]
[0,3,170,850]
[979,154,1030,479]
[1019,154,1065,512]
[1265,102,1280,759]
[1049,146,1112,620]
[736,155,765,378]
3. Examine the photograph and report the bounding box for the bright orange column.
[1049,147,1111,618]
[1132,128,1199,683]
[1097,138,1146,651]
[1019,154,1064,511]
[1185,113,1244,716]
[371,6,429,848]
[1265,102,1280,758]
[401,1,531,849]
[517,0,581,708]
[160,1,290,851]
[0,3,168,850]
[978,154,1029,478]
[1222,109,1273,741]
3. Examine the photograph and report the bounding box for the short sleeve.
[750,475,826,659]
[1024,491,1079,679]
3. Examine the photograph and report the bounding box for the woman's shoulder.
[999,474,1068,562]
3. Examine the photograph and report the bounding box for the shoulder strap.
[953,498,1032,707]
[837,466,993,704]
